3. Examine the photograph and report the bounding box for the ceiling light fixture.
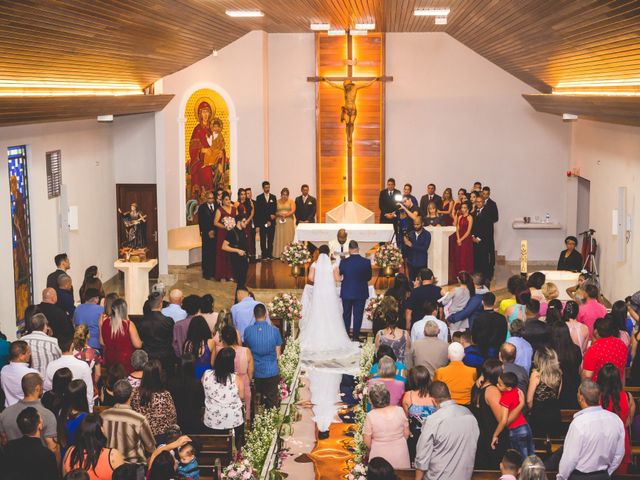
[350,29,368,36]
[225,10,264,17]
[310,23,331,30]
[327,29,346,36]
[435,16,447,25]
[355,23,375,30]
[414,8,451,16]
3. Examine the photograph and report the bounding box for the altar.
[294,223,394,251]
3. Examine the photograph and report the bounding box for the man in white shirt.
[557,379,625,480]
[161,289,187,322]
[0,341,39,407]
[410,301,448,343]
[327,229,350,263]
[44,337,94,411]
[20,313,61,375]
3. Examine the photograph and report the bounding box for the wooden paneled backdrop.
[315,33,385,221]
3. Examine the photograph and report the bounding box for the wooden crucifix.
[308,33,392,202]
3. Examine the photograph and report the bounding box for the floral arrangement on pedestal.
[364,294,384,322]
[222,216,236,231]
[347,341,376,478]
[374,242,403,270]
[269,293,303,337]
[280,241,311,266]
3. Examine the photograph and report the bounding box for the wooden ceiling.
[1,1,639,94]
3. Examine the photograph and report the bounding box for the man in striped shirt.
[20,313,61,376]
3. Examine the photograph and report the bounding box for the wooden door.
[116,184,159,278]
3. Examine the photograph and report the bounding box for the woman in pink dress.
[364,382,410,469]
[215,325,253,421]
[449,201,474,283]
[214,192,237,281]
[438,187,454,226]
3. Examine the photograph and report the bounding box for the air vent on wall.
[46,150,62,199]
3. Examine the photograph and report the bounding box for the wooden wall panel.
[315,33,384,221]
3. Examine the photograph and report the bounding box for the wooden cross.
[308,33,393,202]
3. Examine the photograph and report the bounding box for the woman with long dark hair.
[199,294,217,332]
[203,347,245,449]
[385,273,411,329]
[449,201,474,283]
[473,359,507,469]
[549,322,581,408]
[440,271,475,319]
[131,359,177,442]
[42,367,73,417]
[375,310,410,364]
[217,325,253,421]
[168,354,206,433]
[563,300,589,353]
[543,299,563,324]
[63,414,124,478]
[611,300,633,347]
[58,379,90,450]
[401,366,436,462]
[214,191,237,280]
[79,266,104,304]
[183,315,215,380]
[598,363,635,474]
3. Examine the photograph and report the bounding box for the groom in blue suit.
[339,240,372,340]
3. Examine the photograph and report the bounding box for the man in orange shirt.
[434,342,477,406]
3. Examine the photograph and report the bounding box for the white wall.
[113,114,157,184]
[386,33,571,261]
[570,120,640,301]
[0,120,118,337]
[155,30,270,273]
[267,33,316,196]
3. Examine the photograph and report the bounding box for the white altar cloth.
[294,223,394,251]
[538,270,580,301]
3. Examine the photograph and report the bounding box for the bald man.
[55,274,75,318]
[328,229,351,262]
[37,288,73,341]
[161,289,187,323]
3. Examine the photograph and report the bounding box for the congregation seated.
[433,342,477,406]
[406,319,448,375]
[375,310,411,364]
[368,356,405,407]
[370,344,407,382]
[410,300,448,343]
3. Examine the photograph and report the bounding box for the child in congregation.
[499,449,524,480]
[491,372,534,459]
[176,441,200,480]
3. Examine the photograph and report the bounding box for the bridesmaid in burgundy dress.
[214,192,237,281]
[449,201,474,283]
[235,188,253,250]
[439,187,454,226]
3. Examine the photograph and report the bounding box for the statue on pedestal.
[118,203,148,261]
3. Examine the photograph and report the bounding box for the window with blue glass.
[8,145,33,329]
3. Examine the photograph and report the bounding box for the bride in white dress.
[299,245,359,364]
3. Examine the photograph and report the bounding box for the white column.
[113,259,158,315]
[426,226,456,285]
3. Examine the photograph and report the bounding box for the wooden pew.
[186,432,234,478]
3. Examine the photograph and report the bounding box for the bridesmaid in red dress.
[99,299,142,374]
[235,188,253,251]
[214,192,237,281]
[439,188,454,226]
[449,201,474,283]
[452,188,467,225]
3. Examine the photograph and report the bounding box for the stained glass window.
[8,145,33,329]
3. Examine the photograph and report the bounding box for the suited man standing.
[339,241,372,340]
[197,191,217,279]
[419,184,442,216]
[254,181,277,260]
[295,184,317,254]
[482,186,499,280]
[378,178,401,224]
[471,196,493,283]
[403,217,432,281]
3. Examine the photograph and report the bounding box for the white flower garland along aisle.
[347,341,376,479]
[222,338,301,480]
[280,241,311,266]
[374,242,403,268]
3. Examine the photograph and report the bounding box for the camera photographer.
[403,216,431,282]
[222,215,250,289]
[395,195,420,251]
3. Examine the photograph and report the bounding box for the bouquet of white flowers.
[374,242,403,268]
[222,458,256,479]
[222,216,236,231]
[364,294,384,321]
[280,241,311,266]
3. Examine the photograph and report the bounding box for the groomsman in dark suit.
[471,196,494,284]
[197,191,217,279]
[378,178,401,224]
[255,181,277,260]
[419,183,442,216]
[482,186,499,280]
[295,184,317,254]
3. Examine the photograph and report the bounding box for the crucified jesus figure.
[321,77,380,149]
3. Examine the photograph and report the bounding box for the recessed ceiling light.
[414,8,451,16]
[350,29,368,36]
[355,23,375,30]
[435,16,447,25]
[225,10,264,17]
[327,29,346,36]
[310,23,331,31]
